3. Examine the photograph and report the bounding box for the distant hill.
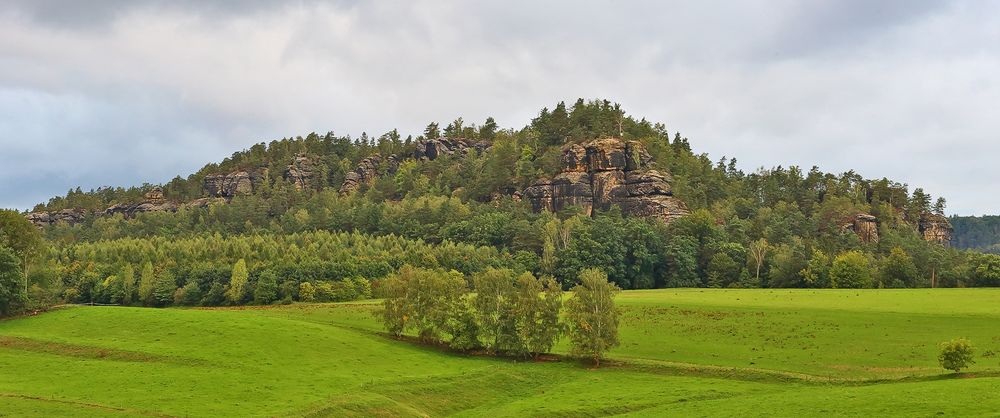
[950,215,1000,254]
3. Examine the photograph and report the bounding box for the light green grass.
[2,289,999,416]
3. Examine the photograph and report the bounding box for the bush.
[938,338,975,373]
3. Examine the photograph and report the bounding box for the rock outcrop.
[25,209,87,227]
[919,213,953,246]
[414,138,489,161]
[204,169,267,198]
[285,154,320,190]
[523,138,689,223]
[844,213,879,243]
[104,187,179,218]
[339,154,400,194]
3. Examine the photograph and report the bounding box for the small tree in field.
[938,338,975,373]
[566,269,620,366]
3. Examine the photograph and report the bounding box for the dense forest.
[3,99,999,315]
[951,215,1000,254]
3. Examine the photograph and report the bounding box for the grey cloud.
[0,0,998,215]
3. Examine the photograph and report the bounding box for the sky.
[1,0,998,215]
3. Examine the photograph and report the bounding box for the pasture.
[1,289,999,417]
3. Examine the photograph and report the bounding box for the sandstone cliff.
[204,168,268,198]
[339,154,400,194]
[25,208,87,227]
[285,154,320,191]
[919,213,953,246]
[414,138,489,161]
[523,138,689,223]
[844,213,879,243]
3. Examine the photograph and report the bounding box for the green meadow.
[2,289,999,417]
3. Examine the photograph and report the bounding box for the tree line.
[380,265,621,364]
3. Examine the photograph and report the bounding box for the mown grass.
[1,289,999,416]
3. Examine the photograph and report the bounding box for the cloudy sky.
[1,0,998,215]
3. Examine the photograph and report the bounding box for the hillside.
[2,290,999,417]
[950,215,1000,254]
[8,99,1000,314]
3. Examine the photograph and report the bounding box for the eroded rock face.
[919,213,953,246]
[523,138,689,223]
[25,209,87,227]
[845,213,880,243]
[104,187,179,218]
[203,169,266,198]
[414,138,489,161]
[551,172,593,215]
[285,154,320,190]
[339,154,400,194]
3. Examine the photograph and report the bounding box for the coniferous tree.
[226,259,249,305]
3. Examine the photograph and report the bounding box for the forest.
[3,99,1000,315]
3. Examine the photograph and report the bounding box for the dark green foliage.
[253,270,279,305]
[0,245,26,315]
[16,98,994,313]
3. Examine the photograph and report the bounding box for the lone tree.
[566,269,621,366]
[938,338,975,373]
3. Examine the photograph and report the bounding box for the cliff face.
[339,154,400,194]
[920,213,953,246]
[285,154,320,191]
[203,172,249,197]
[25,209,87,227]
[414,138,489,161]
[523,138,689,223]
[845,213,879,243]
[105,187,179,218]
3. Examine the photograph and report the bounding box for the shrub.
[938,338,975,373]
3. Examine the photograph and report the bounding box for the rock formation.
[844,213,879,243]
[285,154,320,190]
[104,187,179,218]
[204,169,267,198]
[414,138,490,161]
[919,213,953,246]
[339,154,400,194]
[523,138,689,223]
[25,209,87,227]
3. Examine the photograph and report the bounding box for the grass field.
[2,289,999,417]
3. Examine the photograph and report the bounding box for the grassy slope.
[1,289,999,417]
